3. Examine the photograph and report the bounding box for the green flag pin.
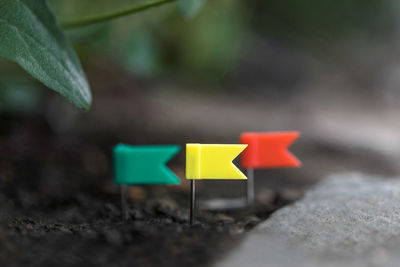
[113,144,181,219]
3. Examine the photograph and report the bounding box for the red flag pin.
[240,131,301,205]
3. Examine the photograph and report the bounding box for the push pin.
[240,132,301,206]
[186,143,247,225]
[113,144,181,220]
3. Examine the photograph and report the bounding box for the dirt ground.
[0,113,299,267]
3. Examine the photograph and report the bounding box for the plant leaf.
[0,0,92,109]
[177,0,206,18]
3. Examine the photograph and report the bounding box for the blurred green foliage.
[50,0,396,82]
[0,81,41,114]
[177,0,206,18]
[50,0,174,23]
[251,0,396,41]
[1,0,399,112]
[51,0,247,80]
[0,58,42,114]
[121,29,162,76]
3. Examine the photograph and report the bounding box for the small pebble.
[216,214,235,224]
[256,189,275,205]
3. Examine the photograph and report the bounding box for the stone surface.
[216,173,400,267]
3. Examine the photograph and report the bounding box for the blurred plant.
[0,79,41,114]
[50,0,247,84]
[1,0,397,112]
[0,0,205,110]
[121,28,162,76]
[250,0,396,42]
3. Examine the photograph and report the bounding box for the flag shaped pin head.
[114,144,180,185]
[240,131,301,169]
[186,143,247,179]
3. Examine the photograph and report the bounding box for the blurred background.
[2,0,400,205]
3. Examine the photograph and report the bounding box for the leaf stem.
[61,0,176,29]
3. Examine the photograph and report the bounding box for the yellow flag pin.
[185,143,247,224]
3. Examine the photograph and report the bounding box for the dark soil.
[0,113,297,267]
[0,190,293,267]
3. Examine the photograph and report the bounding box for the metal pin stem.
[121,185,128,220]
[246,168,255,206]
[190,179,196,225]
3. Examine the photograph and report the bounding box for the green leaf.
[0,0,92,109]
[177,0,205,18]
